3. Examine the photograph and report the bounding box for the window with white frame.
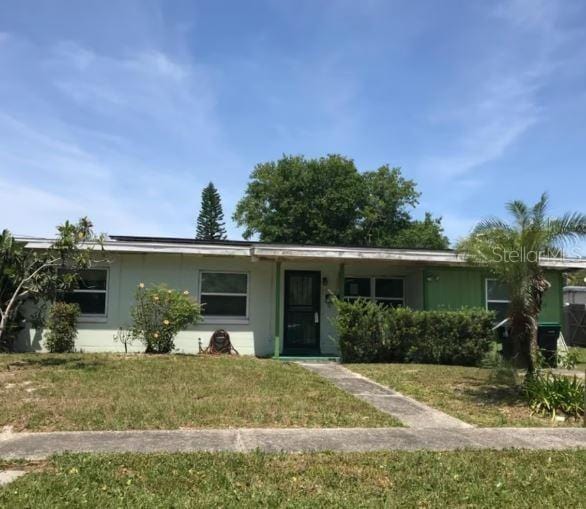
[199,271,249,318]
[61,269,108,317]
[344,277,404,308]
[485,278,510,322]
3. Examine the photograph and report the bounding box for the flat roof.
[16,234,586,270]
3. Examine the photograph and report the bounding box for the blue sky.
[1,0,585,248]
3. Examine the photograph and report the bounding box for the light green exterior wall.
[423,266,563,324]
[16,253,564,355]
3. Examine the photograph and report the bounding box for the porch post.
[274,260,282,358]
[338,262,345,298]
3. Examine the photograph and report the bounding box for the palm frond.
[546,212,586,248]
[506,200,530,228]
[531,192,549,227]
[471,217,514,235]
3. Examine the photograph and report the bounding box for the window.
[344,277,371,301]
[375,278,404,308]
[486,278,510,322]
[344,277,404,308]
[61,269,108,317]
[199,271,248,318]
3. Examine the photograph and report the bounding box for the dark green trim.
[422,269,428,310]
[273,260,282,359]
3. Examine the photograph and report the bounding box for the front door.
[283,270,321,354]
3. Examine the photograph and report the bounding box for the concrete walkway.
[0,428,585,459]
[299,362,472,429]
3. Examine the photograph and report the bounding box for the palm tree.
[458,193,586,373]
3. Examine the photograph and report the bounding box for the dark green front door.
[284,271,321,354]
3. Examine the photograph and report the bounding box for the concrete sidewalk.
[0,428,585,459]
[299,362,472,429]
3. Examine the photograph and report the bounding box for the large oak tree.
[233,154,447,248]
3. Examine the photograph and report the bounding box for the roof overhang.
[16,236,586,270]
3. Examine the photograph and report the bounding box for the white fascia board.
[251,245,466,264]
[16,237,586,269]
[18,238,252,257]
[540,258,586,270]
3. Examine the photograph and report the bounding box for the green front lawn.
[0,354,399,431]
[1,451,585,507]
[347,363,583,427]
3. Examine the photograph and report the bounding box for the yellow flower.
[183,290,189,295]
[153,295,159,301]
[153,332,159,338]
[168,290,172,294]
[163,320,170,325]
[138,283,145,289]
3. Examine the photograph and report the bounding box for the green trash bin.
[537,323,561,368]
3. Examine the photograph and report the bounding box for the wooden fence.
[564,304,586,346]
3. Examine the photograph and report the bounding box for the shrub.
[334,299,496,365]
[524,372,584,420]
[130,284,203,354]
[45,301,80,353]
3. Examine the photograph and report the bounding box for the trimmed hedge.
[334,299,496,366]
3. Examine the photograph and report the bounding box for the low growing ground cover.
[1,450,585,507]
[0,354,399,431]
[347,363,583,427]
[569,346,586,370]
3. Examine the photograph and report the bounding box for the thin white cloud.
[421,0,579,179]
[0,36,244,238]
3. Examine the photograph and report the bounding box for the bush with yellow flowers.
[130,283,202,353]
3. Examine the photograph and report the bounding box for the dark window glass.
[344,278,371,298]
[76,269,107,291]
[375,278,404,299]
[486,280,508,301]
[488,302,509,322]
[201,273,247,294]
[201,295,247,316]
[62,293,106,315]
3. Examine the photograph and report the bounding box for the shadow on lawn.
[456,375,525,407]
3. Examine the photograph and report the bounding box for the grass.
[1,450,585,507]
[0,353,399,431]
[346,363,584,427]
[569,346,586,370]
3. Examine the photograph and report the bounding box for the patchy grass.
[346,363,583,427]
[1,451,585,507]
[0,354,399,431]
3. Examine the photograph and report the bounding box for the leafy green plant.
[45,302,80,353]
[334,299,496,365]
[130,284,203,354]
[523,372,584,420]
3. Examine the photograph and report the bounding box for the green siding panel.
[424,267,563,325]
[424,268,484,310]
[539,271,562,325]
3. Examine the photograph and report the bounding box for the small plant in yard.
[45,302,80,353]
[523,372,584,421]
[130,283,202,353]
[113,328,134,354]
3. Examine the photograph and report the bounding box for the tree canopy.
[196,182,227,241]
[233,154,448,248]
[0,218,103,350]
